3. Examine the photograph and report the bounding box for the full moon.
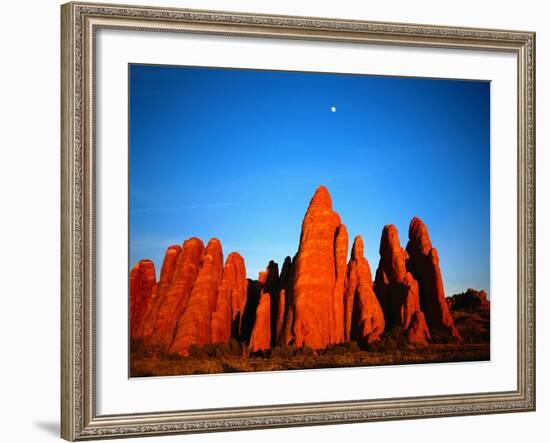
[331,106,336,113]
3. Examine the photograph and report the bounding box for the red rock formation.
[240,261,279,348]
[211,252,247,343]
[258,271,267,284]
[170,238,224,356]
[275,290,286,344]
[344,236,385,343]
[374,225,408,325]
[398,272,422,330]
[129,259,156,340]
[292,186,343,349]
[130,188,468,357]
[158,245,182,286]
[373,266,389,323]
[379,225,408,283]
[138,244,181,340]
[146,240,205,348]
[259,261,280,347]
[249,293,271,352]
[333,224,349,344]
[407,311,431,345]
[241,278,262,343]
[277,257,295,346]
[374,225,422,329]
[275,256,292,344]
[448,288,490,311]
[263,261,280,292]
[228,254,249,338]
[406,217,460,339]
[373,225,429,344]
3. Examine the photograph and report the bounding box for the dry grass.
[130,309,490,377]
[453,308,490,344]
[130,341,489,377]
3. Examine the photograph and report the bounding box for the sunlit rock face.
[406,217,460,340]
[274,256,293,346]
[249,293,271,353]
[277,257,296,347]
[291,186,345,349]
[130,186,470,357]
[129,259,156,341]
[211,252,248,344]
[374,224,409,327]
[407,311,431,346]
[344,236,385,343]
[145,240,204,348]
[373,224,425,343]
[136,246,178,341]
[333,224,349,344]
[170,238,224,356]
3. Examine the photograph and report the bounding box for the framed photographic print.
[61,1,536,440]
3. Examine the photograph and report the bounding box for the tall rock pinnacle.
[406,217,460,339]
[249,293,271,352]
[211,252,248,343]
[146,239,205,348]
[344,236,385,343]
[374,225,420,329]
[274,256,293,345]
[136,245,181,340]
[333,224,349,344]
[291,186,345,349]
[170,238,224,356]
[129,259,156,340]
[373,225,430,344]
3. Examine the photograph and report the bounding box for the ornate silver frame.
[61,2,536,440]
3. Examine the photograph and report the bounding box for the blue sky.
[129,64,490,297]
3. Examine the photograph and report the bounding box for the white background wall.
[0,0,546,442]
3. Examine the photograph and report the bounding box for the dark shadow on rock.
[240,279,262,343]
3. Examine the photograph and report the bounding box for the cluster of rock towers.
[130,186,460,357]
